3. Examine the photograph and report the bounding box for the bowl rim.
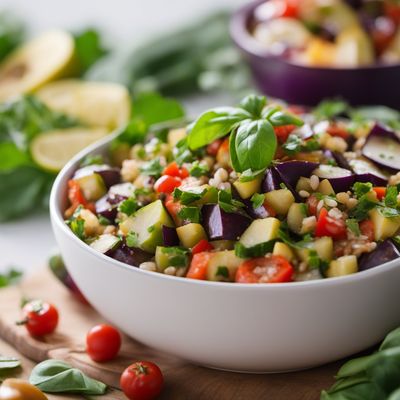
[230,0,400,72]
[50,132,400,291]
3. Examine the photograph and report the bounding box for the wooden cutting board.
[0,268,340,399]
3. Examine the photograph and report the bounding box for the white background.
[0,0,246,274]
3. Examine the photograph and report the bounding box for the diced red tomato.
[373,187,386,201]
[306,195,320,217]
[271,0,300,18]
[326,124,349,140]
[216,138,230,168]
[263,201,277,217]
[274,125,295,143]
[371,19,396,55]
[154,175,182,194]
[315,208,347,239]
[164,194,183,225]
[187,252,212,280]
[360,219,375,242]
[235,255,294,284]
[65,179,95,217]
[384,1,400,23]
[192,239,214,254]
[163,161,189,179]
[206,138,224,156]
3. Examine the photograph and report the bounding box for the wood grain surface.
[0,268,340,399]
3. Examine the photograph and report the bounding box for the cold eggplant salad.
[64,95,400,283]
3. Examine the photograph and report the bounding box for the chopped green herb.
[147,225,156,233]
[189,161,209,177]
[238,168,264,182]
[126,232,139,248]
[98,215,111,226]
[0,269,22,289]
[216,266,229,279]
[353,182,373,198]
[282,134,320,155]
[250,193,265,209]
[173,187,206,205]
[173,138,196,165]
[385,186,399,208]
[118,197,138,216]
[69,219,85,240]
[346,219,361,236]
[349,196,377,221]
[235,240,276,258]
[161,246,189,267]
[313,99,349,120]
[377,206,400,218]
[218,190,245,214]
[177,207,201,223]
[140,159,163,177]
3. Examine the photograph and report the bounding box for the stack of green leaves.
[321,327,400,399]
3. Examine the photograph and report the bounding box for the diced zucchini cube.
[264,189,295,215]
[326,255,358,278]
[369,208,400,241]
[206,250,243,282]
[75,173,106,201]
[273,242,294,261]
[317,179,335,195]
[296,237,333,264]
[239,218,281,248]
[176,223,207,248]
[155,246,189,272]
[287,203,307,234]
[233,176,262,199]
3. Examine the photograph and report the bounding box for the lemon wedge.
[31,127,108,172]
[0,31,76,102]
[35,80,131,130]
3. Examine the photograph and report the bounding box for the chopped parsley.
[282,134,320,155]
[353,182,373,198]
[385,186,398,208]
[215,266,229,279]
[349,196,377,221]
[118,197,139,216]
[235,240,276,258]
[250,193,265,209]
[65,206,85,240]
[189,161,209,177]
[126,231,139,248]
[98,215,111,226]
[147,225,156,233]
[238,168,264,182]
[173,187,206,205]
[218,190,245,214]
[346,219,360,236]
[161,246,189,267]
[177,207,201,223]
[140,159,163,177]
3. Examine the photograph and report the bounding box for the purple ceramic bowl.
[230,0,400,109]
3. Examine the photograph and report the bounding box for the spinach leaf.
[30,359,107,394]
[0,356,21,370]
[234,119,277,172]
[187,107,248,150]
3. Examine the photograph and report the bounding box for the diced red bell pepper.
[315,208,347,240]
[192,239,214,255]
[187,252,212,280]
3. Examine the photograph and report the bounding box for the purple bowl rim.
[230,0,400,72]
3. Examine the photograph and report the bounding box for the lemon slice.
[31,127,108,172]
[36,80,131,130]
[0,30,76,102]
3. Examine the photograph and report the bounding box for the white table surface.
[0,0,247,274]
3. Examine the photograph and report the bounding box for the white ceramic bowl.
[50,134,400,372]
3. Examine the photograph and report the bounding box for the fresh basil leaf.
[74,28,107,73]
[239,95,266,118]
[30,359,107,394]
[238,168,265,182]
[267,110,303,127]
[177,206,201,223]
[0,269,23,288]
[388,387,400,400]
[235,240,276,258]
[314,99,349,120]
[346,219,361,236]
[229,128,241,172]
[321,380,386,400]
[187,107,248,150]
[0,356,21,370]
[0,142,31,170]
[235,119,277,172]
[250,193,265,210]
[380,328,400,351]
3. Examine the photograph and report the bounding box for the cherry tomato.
[274,125,295,143]
[192,239,214,255]
[306,195,320,216]
[154,175,182,194]
[187,252,212,280]
[18,300,59,337]
[360,219,375,242]
[120,361,164,400]
[86,324,121,362]
[373,186,386,201]
[162,162,189,179]
[206,138,224,156]
[235,255,294,283]
[315,208,347,240]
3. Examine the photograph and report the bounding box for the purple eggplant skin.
[324,150,351,170]
[326,175,355,193]
[202,204,251,241]
[74,165,121,188]
[261,167,283,193]
[274,161,319,189]
[162,225,180,246]
[367,123,400,142]
[354,173,388,187]
[359,240,400,272]
[313,165,355,193]
[242,198,274,219]
[109,243,153,267]
[95,195,119,221]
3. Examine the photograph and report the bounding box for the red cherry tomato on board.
[154,175,182,194]
[120,361,164,400]
[315,208,347,240]
[235,255,294,284]
[18,300,59,337]
[86,324,121,362]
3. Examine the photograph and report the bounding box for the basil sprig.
[29,359,107,395]
[187,95,303,173]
